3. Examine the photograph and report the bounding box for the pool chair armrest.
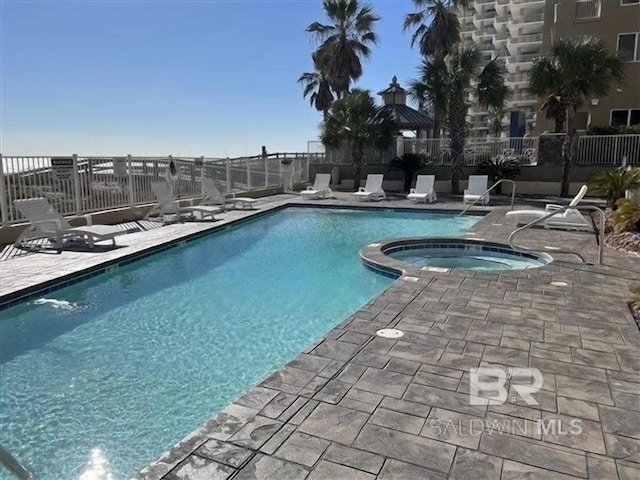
[545,204,564,212]
[409,188,417,194]
[357,187,366,192]
[305,186,315,191]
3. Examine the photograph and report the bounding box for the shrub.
[587,125,640,135]
[475,157,520,194]
[388,153,429,192]
[609,199,640,233]
[587,167,640,209]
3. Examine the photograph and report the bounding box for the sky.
[1,0,425,158]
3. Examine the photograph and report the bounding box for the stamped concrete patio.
[1,193,638,479]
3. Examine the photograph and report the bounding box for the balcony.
[492,31,509,48]
[509,93,538,105]
[505,73,530,86]
[513,0,544,4]
[509,33,543,45]
[473,11,496,29]
[472,28,496,42]
[493,15,509,31]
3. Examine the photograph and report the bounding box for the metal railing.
[0,445,33,480]
[508,205,606,264]
[458,179,517,216]
[0,153,313,226]
[576,135,640,166]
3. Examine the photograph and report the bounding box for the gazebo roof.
[377,76,433,131]
[380,103,433,131]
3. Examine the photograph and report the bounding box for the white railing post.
[0,153,8,226]
[225,159,231,193]
[72,154,82,214]
[246,158,252,190]
[127,154,135,206]
[264,156,269,187]
[279,157,284,188]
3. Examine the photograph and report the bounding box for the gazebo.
[378,76,433,138]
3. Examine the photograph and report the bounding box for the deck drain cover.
[376,329,404,339]
[550,281,568,287]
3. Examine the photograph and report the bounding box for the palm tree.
[298,53,335,118]
[477,59,509,137]
[529,36,625,197]
[411,57,450,140]
[587,167,640,209]
[447,47,481,194]
[403,0,468,59]
[306,0,380,99]
[403,0,468,137]
[321,89,397,190]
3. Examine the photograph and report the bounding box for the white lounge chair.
[146,182,222,222]
[506,185,592,231]
[353,174,386,202]
[464,175,490,205]
[14,197,123,249]
[407,175,437,203]
[201,177,258,210]
[300,173,333,199]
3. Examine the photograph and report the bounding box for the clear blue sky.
[1,0,424,158]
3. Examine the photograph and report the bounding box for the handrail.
[0,445,33,479]
[458,179,516,216]
[508,204,606,265]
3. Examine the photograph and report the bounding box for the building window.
[617,33,640,61]
[611,109,640,127]
[575,0,601,19]
[621,0,639,5]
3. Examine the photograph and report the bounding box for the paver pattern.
[1,193,638,479]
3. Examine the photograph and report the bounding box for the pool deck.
[1,194,639,480]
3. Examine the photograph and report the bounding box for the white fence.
[0,153,313,226]
[308,134,640,167]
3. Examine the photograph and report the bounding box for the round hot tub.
[385,239,551,271]
[361,238,552,276]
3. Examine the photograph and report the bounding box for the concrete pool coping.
[1,193,638,480]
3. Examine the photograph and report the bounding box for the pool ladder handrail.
[457,179,516,216]
[508,204,606,265]
[0,445,34,480]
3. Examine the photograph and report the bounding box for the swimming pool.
[0,207,479,479]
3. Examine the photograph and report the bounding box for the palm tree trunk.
[352,152,363,191]
[448,96,467,195]
[560,112,576,197]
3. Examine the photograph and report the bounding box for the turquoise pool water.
[0,207,479,479]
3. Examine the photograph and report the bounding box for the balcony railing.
[507,53,538,64]
[509,33,543,44]
[575,0,601,19]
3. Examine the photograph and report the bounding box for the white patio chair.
[300,173,333,199]
[407,175,437,203]
[201,177,258,210]
[14,197,123,249]
[506,185,592,231]
[353,174,386,202]
[146,181,222,222]
[463,175,490,205]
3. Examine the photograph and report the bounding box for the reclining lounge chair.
[14,198,124,249]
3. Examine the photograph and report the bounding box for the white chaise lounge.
[506,185,592,231]
[353,174,386,202]
[464,175,490,205]
[201,178,258,210]
[14,197,123,249]
[146,182,222,222]
[300,173,333,199]
[407,175,437,203]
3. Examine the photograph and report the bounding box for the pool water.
[391,247,547,270]
[0,207,478,479]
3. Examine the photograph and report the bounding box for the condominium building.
[535,0,640,132]
[458,0,546,137]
